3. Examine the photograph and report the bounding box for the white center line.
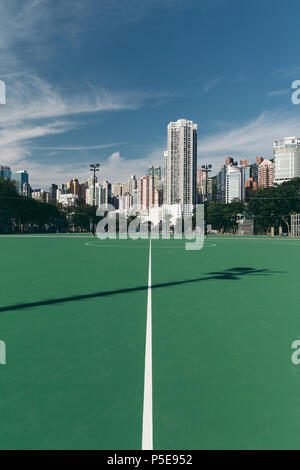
[142,239,153,450]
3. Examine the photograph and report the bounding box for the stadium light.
[90,163,100,237]
[200,164,212,236]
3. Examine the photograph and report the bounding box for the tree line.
[207,178,300,234]
[1,176,300,234]
[0,178,94,233]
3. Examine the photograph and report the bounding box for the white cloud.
[9,148,164,188]
[100,149,163,182]
[0,74,142,129]
[0,121,71,147]
[198,111,300,171]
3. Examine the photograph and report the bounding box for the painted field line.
[142,239,153,450]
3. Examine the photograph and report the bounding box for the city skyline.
[3,130,295,212]
[2,130,285,198]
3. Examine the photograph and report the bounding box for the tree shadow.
[0,267,283,313]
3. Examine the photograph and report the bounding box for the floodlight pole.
[201,164,212,236]
[90,163,100,237]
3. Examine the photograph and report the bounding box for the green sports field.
[0,234,300,450]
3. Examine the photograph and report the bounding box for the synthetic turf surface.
[0,235,299,449]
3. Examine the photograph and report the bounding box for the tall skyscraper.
[11,170,29,195]
[274,137,300,184]
[164,119,197,207]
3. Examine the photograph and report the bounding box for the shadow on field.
[0,267,282,313]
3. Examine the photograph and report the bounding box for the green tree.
[207,201,245,233]
[0,178,65,232]
[248,178,300,234]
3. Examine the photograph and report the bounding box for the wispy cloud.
[202,77,223,94]
[267,89,289,97]
[0,74,144,128]
[198,110,300,170]
[10,148,164,188]
[230,75,247,83]
[30,143,128,151]
[0,121,72,148]
[0,0,193,56]
[273,66,300,78]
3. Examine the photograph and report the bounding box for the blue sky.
[0,0,300,187]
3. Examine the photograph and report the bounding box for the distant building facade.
[0,166,11,180]
[258,160,274,188]
[274,137,300,184]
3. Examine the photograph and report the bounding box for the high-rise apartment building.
[258,160,274,188]
[102,181,112,207]
[141,176,154,210]
[126,175,137,195]
[164,119,197,207]
[86,183,106,207]
[111,183,121,197]
[251,157,263,183]
[274,137,300,184]
[67,178,80,195]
